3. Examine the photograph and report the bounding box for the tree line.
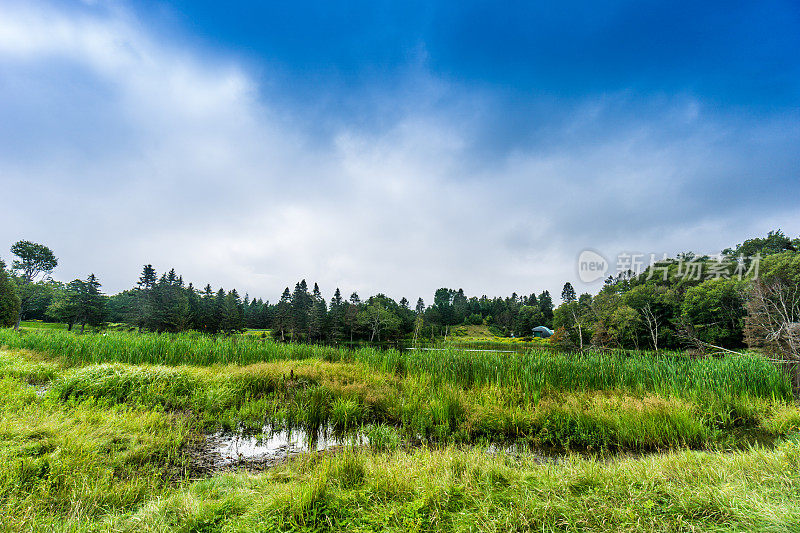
[552,230,800,354]
[1,231,799,363]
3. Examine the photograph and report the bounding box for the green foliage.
[0,266,20,327]
[724,229,797,259]
[46,274,106,330]
[357,299,402,342]
[514,305,545,336]
[10,240,58,283]
[681,278,747,347]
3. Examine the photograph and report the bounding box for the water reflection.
[214,425,365,466]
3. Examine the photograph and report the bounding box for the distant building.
[532,326,554,338]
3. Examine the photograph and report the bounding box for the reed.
[0,328,791,401]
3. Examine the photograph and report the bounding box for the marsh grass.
[2,351,792,452]
[109,442,800,532]
[2,329,800,531]
[0,376,190,533]
[0,328,793,401]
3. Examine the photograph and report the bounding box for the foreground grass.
[0,375,190,532]
[111,442,800,533]
[2,331,800,531]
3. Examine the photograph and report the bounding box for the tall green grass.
[0,328,793,401]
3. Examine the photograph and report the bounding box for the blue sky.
[0,0,798,300]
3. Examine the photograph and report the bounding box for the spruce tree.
[291,280,312,339]
[74,274,106,333]
[561,282,577,303]
[137,265,157,289]
[538,290,554,328]
[273,288,292,341]
[222,289,244,333]
[135,264,157,332]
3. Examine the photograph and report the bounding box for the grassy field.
[1,328,800,531]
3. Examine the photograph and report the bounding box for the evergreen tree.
[453,289,468,324]
[561,282,577,303]
[74,274,105,332]
[134,264,157,332]
[433,288,455,334]
[308,297,327,341]
[185,283,201,329]
[148,273,189,332]
[222,289,245,333]
[291,280,311,340]
[212,288,226,333]
[331,288,343,309]
[273,288,293,341]
[345,292,361,342]
[327,288,345,343]
[138,264,157,289]
[199,284,215,332]
[538,290,554,328]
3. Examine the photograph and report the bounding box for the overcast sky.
[0,0,798,302]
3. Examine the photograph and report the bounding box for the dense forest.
[1,230,799,354]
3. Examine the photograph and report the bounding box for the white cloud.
[0,1,797,302]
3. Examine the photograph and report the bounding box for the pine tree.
[138,264,157,289]
[10,241,58,330]
[538,290,554,328]
[346,292,361,342]
[47,279,82,330]
[212,289,226,333]
[308,297,327,342]
[291,280,311,340]
[185,283,201,329]
[135,264,157,332]
[222,289,244,333]
[200,284,215,332]
[149,273,189,332]
[273,288,292,341]
[74,274,106,333]
[561,282,577,303]
[331,288,343,309]
[312,283,322,301]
